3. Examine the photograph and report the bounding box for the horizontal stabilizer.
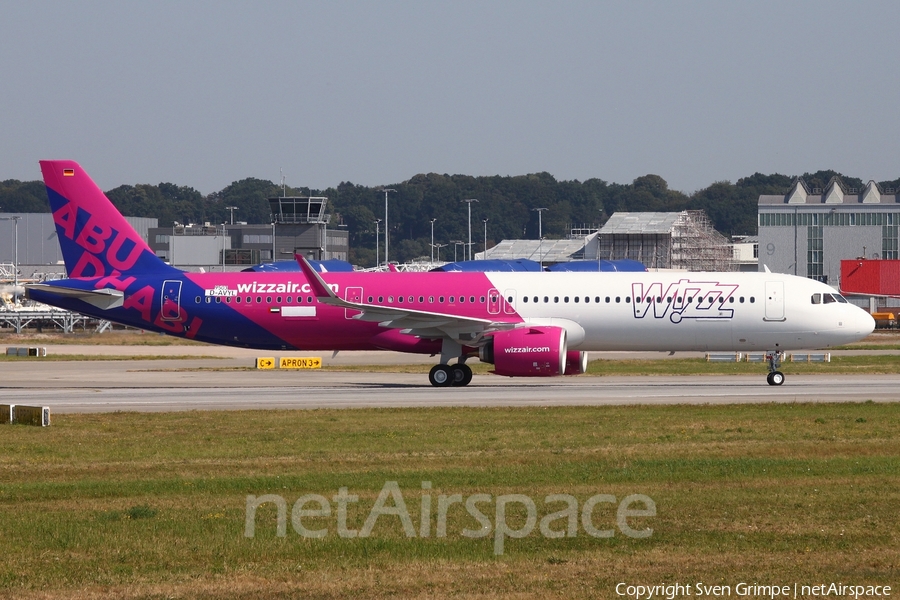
[25,284,125,310]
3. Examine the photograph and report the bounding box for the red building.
[840,259,900,297]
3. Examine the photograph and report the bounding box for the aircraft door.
[764,281,785,321]
[487,288,501,315]
[161,280,183,322]
[503,289,517,315]
[345,286,363,319]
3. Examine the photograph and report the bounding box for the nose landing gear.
[765,351,785,386]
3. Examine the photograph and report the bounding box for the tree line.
[2,169,896,267]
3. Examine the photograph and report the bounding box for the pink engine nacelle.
[480,326,567,377]
[564,350,588,375]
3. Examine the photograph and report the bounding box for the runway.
[2,355,898,412]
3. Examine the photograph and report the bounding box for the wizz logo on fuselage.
[631,280,738,323]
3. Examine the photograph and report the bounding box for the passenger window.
[419,296,424,303]
[523,296,529,303]
[574,297,580,303]
[458,296,464,303]
[657,297,663,303]
[215,297,221,303]
[595,297,600,303]
[388,296,394,303]
[544,296,549,303]
[564,296,569,303]
[439,296,445,303]
[615,297,620,303]
[739,297,745,303]
[449,296,455,303]
[307,296,313,303]
[246,297,251,304]
[368,296,374,302]
[429,296,434,303]
[195,296,201,303]
[256,297,262,303]
[554,297,559,303]
[480,296,485,303]
[266,296,272,303]
[378,296,384,302]
[236,297,242,303]
[533,296,538,303]
[750,297,755,303]
[276,296,282,303]
[625,297,631,303]
[470,296,475,303]
[409,296,414,303]
[507,296,513,303]
[606,297,611,303]
[729,297,734,303]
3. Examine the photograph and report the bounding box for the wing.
[295,254,514,344]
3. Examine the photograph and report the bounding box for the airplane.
[25,160,876,387]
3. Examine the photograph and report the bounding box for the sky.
[3,1,900,195]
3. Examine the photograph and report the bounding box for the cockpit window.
[811,293,822,304]
[823,294,836,304]
[836,294,848,303]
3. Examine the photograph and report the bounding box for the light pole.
[462,198,478,260]
[0,216,20,290]
[225,206,238,225]
[381,188,396,265]
[451,240,464,262]
[374,219,381,268]
[532,207,548,239]
[430,218,437,263]
[434,243,447,263]
[482,218,489,259]
[222,223,227,271]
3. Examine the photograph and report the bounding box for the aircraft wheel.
[429,364,453,387]
[770,371,785,386]
[451,364,473,387]
[766,373,774,385]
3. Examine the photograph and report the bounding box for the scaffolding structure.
[671,211,735,272]
[597,211,735,271]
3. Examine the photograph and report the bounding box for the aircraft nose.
[850,307,876,337]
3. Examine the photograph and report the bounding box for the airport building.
[480,210,737,272]
[0,212,156,279]
[757,177,900,287]
[147,195,349,269]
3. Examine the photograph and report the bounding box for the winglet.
[295,254,339,301]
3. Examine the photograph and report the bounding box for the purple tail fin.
[40,160,176,278]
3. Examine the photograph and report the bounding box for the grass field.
[1,404,898,599]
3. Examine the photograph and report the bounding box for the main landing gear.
[765,351,785,386]
[429,338,474,387]
[428,363,473,387]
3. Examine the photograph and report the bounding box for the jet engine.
[564,350,588,375]
[479,326,567,377]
